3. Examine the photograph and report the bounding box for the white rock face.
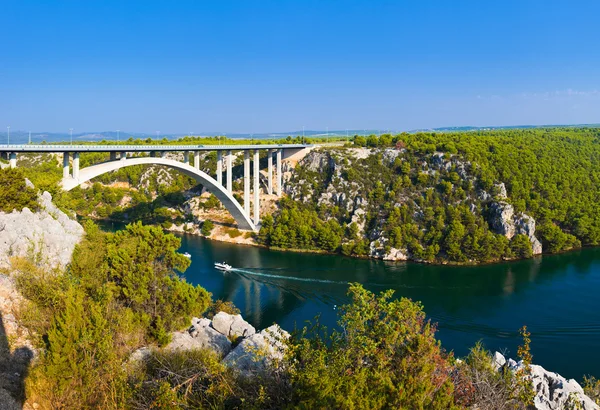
[383,247,408,261]
[489,202,543,254]
[0,191,84,269]
[489,201,516,239]
[515,213,543,255]
[222,324,289,375]
[211,312,256,339]
[302,151,334,173]
[492,351,506,372]
[494,352,599,410]
[167,317,232,357]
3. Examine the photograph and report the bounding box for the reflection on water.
[177,233,600,380]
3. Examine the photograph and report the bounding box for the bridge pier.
[120,152,126,161]
[244,150,250,216]
[160,151,167,159]
[226,150,232,193]
[276,149,282,197]
[73,152,80,180]
[9,152,16,168]
[194,151,200,169]
[63,153,70,178]
[253,150,260,226]
[217,151,222,185]
[110,152,117,161]
[268,149,273,195]
[183,151,189,165]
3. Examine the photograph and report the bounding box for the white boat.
[183,252,192,258]
[214,262,233,271]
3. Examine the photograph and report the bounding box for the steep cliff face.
[278,147,543,263]
[0,190,84,270]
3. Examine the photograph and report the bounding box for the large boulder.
[528,364,599,410]
[211,312,256,339]
[167,317,232,357]
[222,325,289,375]
[383,248,408,261]
[494,352,599,410]
[0,191,84,269]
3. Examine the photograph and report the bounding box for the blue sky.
[1,0,599,133]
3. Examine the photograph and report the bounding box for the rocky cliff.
[0,186,84,409]
[281,148,544,262]
[0,189,84,270]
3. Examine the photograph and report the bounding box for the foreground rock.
[167,317,232,357]
[0,191,84,269]
[211,312,256,339]
[0,275,35,410]
[495,352,599,410]
[222,324,290,375]
[134,313,289,376]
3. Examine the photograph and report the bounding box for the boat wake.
[231,268,349,285]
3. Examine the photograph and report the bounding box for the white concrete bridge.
[0,144,311,231]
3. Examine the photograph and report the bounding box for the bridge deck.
[0,144,310,153]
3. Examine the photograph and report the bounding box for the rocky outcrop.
[494,352,599,410]
[223,324,289,376]
[138,313,288,376]
[211,312,256,339]
[302,151,334,173]
[488,202,542,255]
[0,191,84,270]
[167,317,232,357]
[489,201,516,239]
[516,214,543,255]
[383,247,408,261]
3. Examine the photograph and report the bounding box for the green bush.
[201,220,214,236]
[15,221,211,408]
[288,284,458,409]
[0,168,39,212]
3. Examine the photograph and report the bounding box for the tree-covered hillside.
[259,128,600,263]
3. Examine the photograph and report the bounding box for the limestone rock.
[0,191,84,270]
[529,364,599,410]
[493,352,599,410]
[515,213,543,255]
[492,351,506,372]
[211,312,255,339]
[350,207,366,235]
[489,201,516,239]
[495,182,508,199]
[223,324,289,375]
[382,148,401,165]
[211,312,236,336]
[301,151,334,173]
[383,248,408,261]
[229,315,256,339]
[167,317,231,357]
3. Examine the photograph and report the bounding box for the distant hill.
[1,124,599,144]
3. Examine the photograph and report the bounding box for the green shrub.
[0,168,39,212]
[201,220,214,236]
[288,283,458,409]
[204,299,240,319]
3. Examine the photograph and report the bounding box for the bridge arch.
[61,157,256,231]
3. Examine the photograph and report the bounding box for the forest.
[259,127,600,263]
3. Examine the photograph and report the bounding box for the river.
[177,233,600,380]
